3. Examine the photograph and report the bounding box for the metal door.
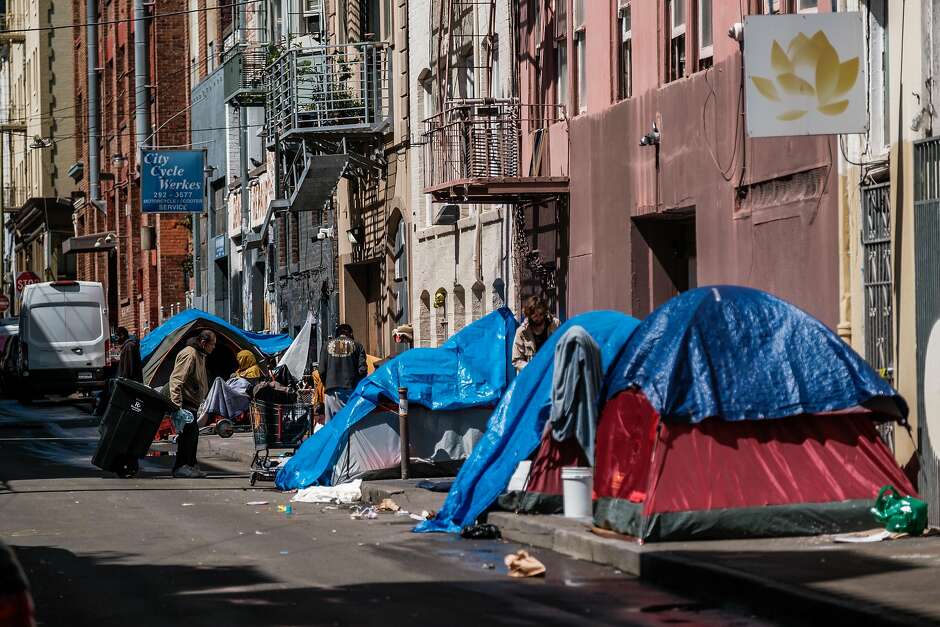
[914,137,940,524]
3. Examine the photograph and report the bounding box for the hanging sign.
[141,150,206,213]
[745,12,866,137]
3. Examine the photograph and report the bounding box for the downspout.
[238,3,252,329]
[134,0,150,149]
[86,0,100,204]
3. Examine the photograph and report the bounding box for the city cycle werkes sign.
[140,150,205,213]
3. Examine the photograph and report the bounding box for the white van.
[18,281,110,398]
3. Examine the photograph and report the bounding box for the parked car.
[0,539,36,627]
[18,281,110,400]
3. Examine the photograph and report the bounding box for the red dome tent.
[502,286,914,542]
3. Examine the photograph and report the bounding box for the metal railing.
[0,13,26,41]
[222,44,268,105]
[265,42,390,139]
[423,100,565,189]
[1,186,25,209]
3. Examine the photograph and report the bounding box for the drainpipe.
[238,2,251,329]
[86,0,100,204]
[133,0,150,149]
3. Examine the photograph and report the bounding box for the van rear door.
[27,302,106,371]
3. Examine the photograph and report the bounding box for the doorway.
[631,209,696,314]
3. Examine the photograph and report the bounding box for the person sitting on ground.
[317,323,367,422]
[512,295,561,372]
[168,330,216,478]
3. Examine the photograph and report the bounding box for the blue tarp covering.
[416,311,640,533]
[140,309,292,362]
[275,308,519,491]
[607,285,908,423]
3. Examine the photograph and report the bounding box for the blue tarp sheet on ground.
[140,309,291,362]
[275,308,519,491]
[606,285,908,423]
[416,311,640,533]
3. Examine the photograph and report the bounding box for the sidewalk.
[487,511,938,626]
[195,434,935,624]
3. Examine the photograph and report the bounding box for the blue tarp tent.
[416,311,640,533]
[275,308,519,490]
[606,285,908,423]
[141,309,291,388]
[141,309,291,362]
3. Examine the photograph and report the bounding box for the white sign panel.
[745,13,866,138]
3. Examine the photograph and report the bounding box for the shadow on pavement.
[13,544,762,627]
[642,548,932,626]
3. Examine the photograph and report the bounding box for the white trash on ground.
[292,479,363,504]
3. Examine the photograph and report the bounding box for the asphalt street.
[0,397,774,627]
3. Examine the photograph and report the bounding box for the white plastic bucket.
[561,466,594,519]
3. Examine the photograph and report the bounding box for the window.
[206,41,215,73]
[574,0,586,113]
[554,0,568,110]
[697,0,712,70]
[868,0,889,152]
[762,0,783,14]
[30,304,103,343]
[618,2,632,99]
[668,0,686,82]
[797,0,817,13]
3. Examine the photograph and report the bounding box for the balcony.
[423,99,568,204]
[265,42,391,140]
[0,105,26,133]
[222,44,267,105]
[0,13,25,44]
[1,186,26,211]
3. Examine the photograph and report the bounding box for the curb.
[198,434,256,465]
[487,512,926,626]
[361,480,449,515]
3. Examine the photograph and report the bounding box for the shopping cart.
[248,399,312,486]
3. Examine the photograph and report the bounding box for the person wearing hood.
[233,349,263,382]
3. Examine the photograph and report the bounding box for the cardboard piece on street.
[504,550,546,578]
[832,529,892,543]
[377,498,401,512]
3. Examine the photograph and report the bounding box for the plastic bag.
[460,523,502,540]
[871,485,928,536]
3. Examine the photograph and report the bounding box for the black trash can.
[92,378,178,477]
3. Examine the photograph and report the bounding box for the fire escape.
[424,0,568,301]
[265,36,391,219]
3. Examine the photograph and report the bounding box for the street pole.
[398,387,410,480]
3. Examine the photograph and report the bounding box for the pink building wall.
[520,0,839,327]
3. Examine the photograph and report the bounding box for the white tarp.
[277,312,316,380]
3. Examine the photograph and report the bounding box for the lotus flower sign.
[745,13,866,137]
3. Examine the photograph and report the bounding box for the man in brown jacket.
[512,296,560,372]
[168,329,216,478]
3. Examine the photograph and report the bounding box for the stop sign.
[15,271,40,293]
[0,294,9,312]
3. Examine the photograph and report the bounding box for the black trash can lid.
[112,377,179,413]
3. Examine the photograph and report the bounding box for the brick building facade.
[70,0,192,335]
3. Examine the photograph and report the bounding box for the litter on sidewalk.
[833,529,892,543]
[350,506,378,520]
[377,498,401,512]
[292,479,362,504]
[504,550,546,578]
[409,510,434,522]
[461,523,501,540]
[246,500,269,506]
